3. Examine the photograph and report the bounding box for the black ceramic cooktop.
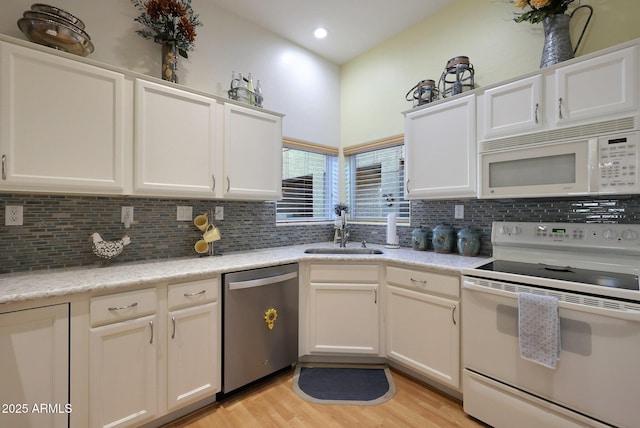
[476,260,639,291]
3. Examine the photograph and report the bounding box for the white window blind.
[346,143,409,222]
[277,142,338,223]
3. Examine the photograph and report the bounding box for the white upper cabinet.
[480,75,543,140]
[134,79,219,198]
[0,37,285,200]
[223,103,282,200]
[553,45,638,126]
[478,44,639,144]
[404,94,476,199]
[0,41,128,194]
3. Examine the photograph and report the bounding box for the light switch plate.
[214,206,224,220]
[454,204,464,219]
[121,206,134,225]
[5,205,23,226]
[177,206,193,221]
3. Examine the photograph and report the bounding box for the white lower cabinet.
[167,280,220,412]
[89,289,159,428]
[0,303,70,428]
[386,266,460,389]
[89,278,220,428]
[307,264,380,355]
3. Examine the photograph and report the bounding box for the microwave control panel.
[598,133,639,193]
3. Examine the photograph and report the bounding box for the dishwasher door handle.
[228,271,298,290]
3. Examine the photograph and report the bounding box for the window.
[277,140,338,223]
[345,140,409,222]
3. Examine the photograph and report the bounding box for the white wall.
[1,0,341,148]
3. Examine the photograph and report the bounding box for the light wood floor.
[163,368,487,427]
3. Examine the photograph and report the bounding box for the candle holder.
[438,56,475,98]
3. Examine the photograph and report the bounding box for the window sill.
[276,220,335,227]
[345,220,411,227]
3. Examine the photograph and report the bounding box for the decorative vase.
[540,14,573,68]
[456,227,481,257]
[539,5,593,69]
[432,225,454,254]
[161,42,178,83]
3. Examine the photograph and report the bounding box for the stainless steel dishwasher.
[222,263,299,393]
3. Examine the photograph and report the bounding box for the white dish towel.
[518,292,561,369]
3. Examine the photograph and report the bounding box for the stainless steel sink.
[304,248,384,255]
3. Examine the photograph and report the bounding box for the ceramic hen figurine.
[91,233,131,260]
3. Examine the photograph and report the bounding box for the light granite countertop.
[0,243,488,305]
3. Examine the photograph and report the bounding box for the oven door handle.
[462,280,640,323]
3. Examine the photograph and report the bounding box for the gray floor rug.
[292,363,396,405]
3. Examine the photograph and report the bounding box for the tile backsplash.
[0,194,334,274]
[2,193,640,274]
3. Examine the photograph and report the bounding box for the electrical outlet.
[5,205,23,226]
[121,206,134,228]
[176,206,193,221]
[214,206,224,221]
[454,204,464,219]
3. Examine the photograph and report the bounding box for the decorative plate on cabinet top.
[22,10,89,37]
[30,3,86,29]
[18,16,94,56]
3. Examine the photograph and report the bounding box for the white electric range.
[461,221,640,428]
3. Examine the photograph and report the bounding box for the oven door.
[462,277,640,428]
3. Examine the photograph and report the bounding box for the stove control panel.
[492,221,640,252]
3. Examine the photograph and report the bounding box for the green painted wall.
[340,0,640,148]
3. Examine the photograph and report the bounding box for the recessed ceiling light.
[313,27,328,39]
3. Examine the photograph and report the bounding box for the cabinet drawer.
[310,264,378,283]
[168,277,218,310]
[387,266,459,298]
[90,288,157,326]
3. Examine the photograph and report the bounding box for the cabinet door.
[309,283,379,354]
[0,304,69,428]
[0,41,127,194]
[481,75,543,139]
[555,46,638,125]
[167,302,219,412]
[404,94,476,199]
[89,315,157,428]
[223,104,282,200]
[386,285,459,388]
[134,79,218,198]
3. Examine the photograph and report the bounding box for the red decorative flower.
[132,0,202,58]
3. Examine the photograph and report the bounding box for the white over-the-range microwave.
[479,130,640,198]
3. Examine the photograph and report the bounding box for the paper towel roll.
[386,213,397,245]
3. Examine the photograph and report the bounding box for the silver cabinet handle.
[1,155,6,180]
[171,316,176,339]
[452,305,457,325]
[184,290,206,297]
[373,289,377,304]
[149,320,154,344]
[406,179,410,194]
[410,278,427,284]
[108,302,138,311]
[534,103,539,124]
[558,97,563,119]
[212,175,216,192]
[226,176,230,192]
